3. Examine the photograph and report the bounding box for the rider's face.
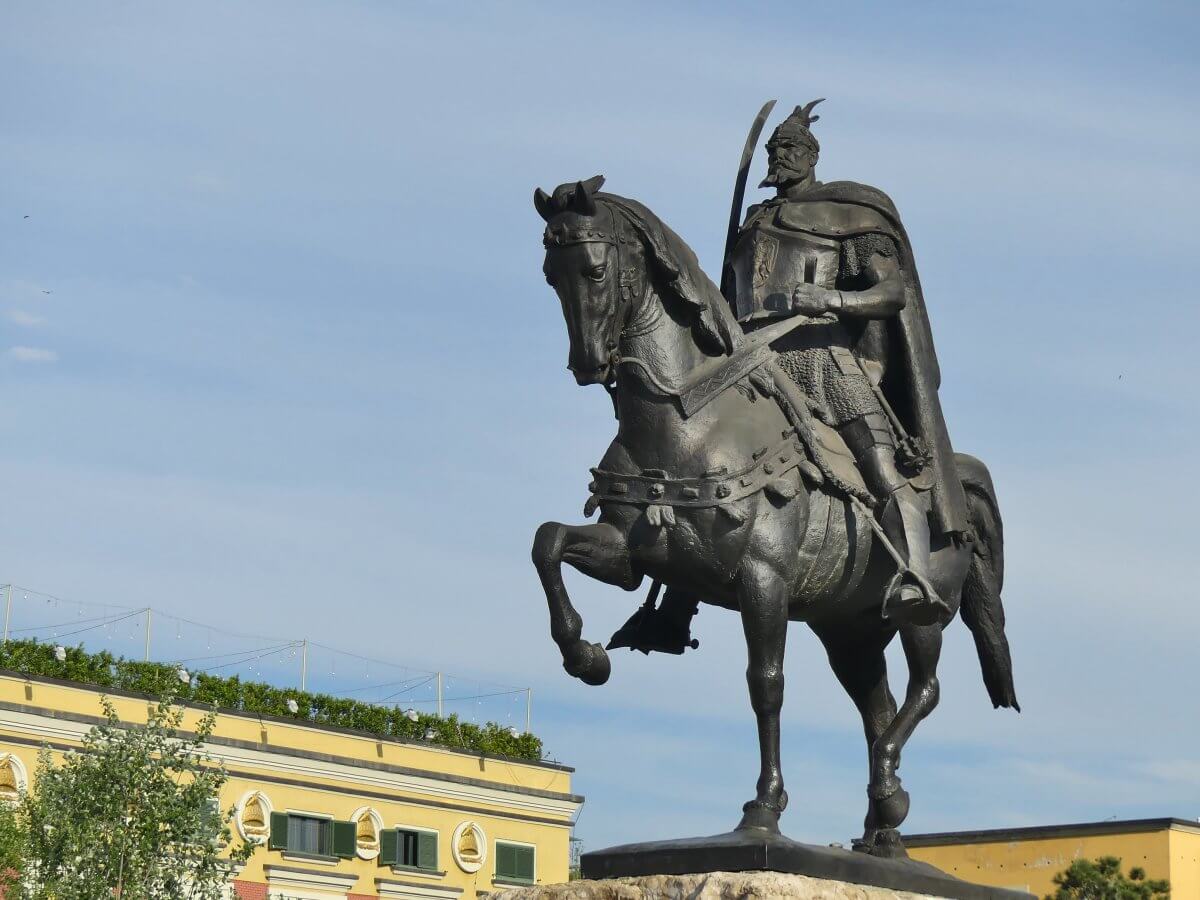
[762,141,815,189]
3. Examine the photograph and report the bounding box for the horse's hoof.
[872,786,910,830]
[854,827,908,859]
[735,800,781,834]
[563,641,611,686]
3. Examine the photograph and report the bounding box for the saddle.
[806,414,935,497]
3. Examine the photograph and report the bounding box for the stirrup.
[881,569,949,624]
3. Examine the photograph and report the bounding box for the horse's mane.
[598,193,741,357]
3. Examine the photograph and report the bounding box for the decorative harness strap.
[590,431,810,511]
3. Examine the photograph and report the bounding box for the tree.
[1047,855,1170,900]
[0,802,26,898]
[8,692,254,899]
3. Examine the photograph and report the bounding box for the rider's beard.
[760,162,808,190]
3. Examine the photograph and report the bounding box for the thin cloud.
[7,346,58,363]
[7,309,46,327]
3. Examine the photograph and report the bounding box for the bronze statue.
[530,101,1018,859]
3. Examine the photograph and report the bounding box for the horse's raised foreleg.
[734,560,790,833]
[864,622,943,855]
[532,521,639,686]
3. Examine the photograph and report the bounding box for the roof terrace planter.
[0,638,544,762]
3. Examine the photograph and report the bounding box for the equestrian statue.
[530,100,1019,859]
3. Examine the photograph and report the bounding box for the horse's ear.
[570,180,597,216]
[534,187,554,222]
[580,174,606,194]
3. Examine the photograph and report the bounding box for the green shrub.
[0,638,543,762]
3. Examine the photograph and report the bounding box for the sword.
[719,99,777,303]
[866,378,929,471]
[678,312,833,417]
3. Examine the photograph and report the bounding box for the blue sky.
[3,0,1200,852]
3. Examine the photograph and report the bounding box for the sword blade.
[720,99,777,303]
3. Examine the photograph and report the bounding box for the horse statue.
[530,177,1018,857]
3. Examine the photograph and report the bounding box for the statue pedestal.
[486,831,1031,900]
[486,871,1008,899]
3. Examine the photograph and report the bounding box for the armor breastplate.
[731,214,840,322]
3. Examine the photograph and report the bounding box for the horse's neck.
[612,289,714,461]
[617,288,709,398]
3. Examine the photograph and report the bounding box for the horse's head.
[535,176,644,386]
[536,176,740,387]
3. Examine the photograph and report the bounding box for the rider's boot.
[607,587,700,655]
[880,483,944,625]
[840,416,944,625]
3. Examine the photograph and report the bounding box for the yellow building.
[0,670,582,899]
[906,817,1200,897]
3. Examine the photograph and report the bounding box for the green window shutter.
[416,830,438,870]
[514,845,535,882]
[269,812,289,851]
[496,842,533,883]
[496,842,516,879]
[379,828,398,866]
[202,797,222,845]
[332,819,357,859]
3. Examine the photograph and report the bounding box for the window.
[379,827,438,871]
[288,814,331,856]
[268,812,356,860]
[202,796,223,846]
[495,840,535,885]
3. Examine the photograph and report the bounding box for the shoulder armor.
[776,198,893,239]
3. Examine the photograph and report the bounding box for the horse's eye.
[586,264,607,281]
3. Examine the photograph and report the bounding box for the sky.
[2,0,1200,854]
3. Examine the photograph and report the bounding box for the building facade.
[0,670,582,899]
[906,817,1200,897]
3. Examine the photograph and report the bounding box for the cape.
[738,180,968,536]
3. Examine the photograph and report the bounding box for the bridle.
[547,202,661,389]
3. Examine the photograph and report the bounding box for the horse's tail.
[955,453,1020,712]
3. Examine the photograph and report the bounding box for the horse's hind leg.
[734,560,790,833]
[865,622,944,857]
[812,621,898,849]
[532,521,639,686]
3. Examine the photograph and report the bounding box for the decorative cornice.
[376,875,464,899]
[264,862,359,890]
[0,695,581,804]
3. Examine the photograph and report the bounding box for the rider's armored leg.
[840,414,940,622]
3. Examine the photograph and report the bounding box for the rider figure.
[609,100,969,650]
[725,99,968,622]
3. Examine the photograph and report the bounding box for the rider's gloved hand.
[791,283,833,316]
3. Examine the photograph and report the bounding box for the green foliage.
[0,803,26,897]
[0,638,544,762]
[6,692,254,899]
[1047,855,1170,900]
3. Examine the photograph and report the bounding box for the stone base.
[568,831,1029,900]
[483,871,984,899]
